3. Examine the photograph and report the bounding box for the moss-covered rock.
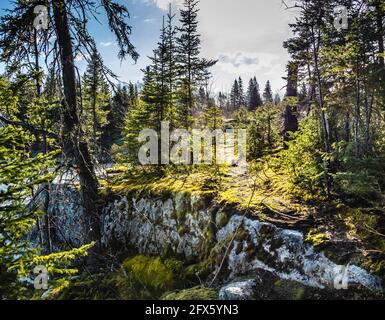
[116,255,177,299]
[305,229,329,247]
[162,286,218,300]
[216,210,229,229]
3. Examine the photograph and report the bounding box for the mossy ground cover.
[161,286,218,300]
[100,165,220,200]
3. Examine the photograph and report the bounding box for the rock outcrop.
[47,184,383,299]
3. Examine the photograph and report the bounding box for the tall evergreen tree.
[82,49,110,152]
[218,91,227,110]
[165,5,178,127]
[247,77,262,111]
[274,93,281,105]
[102,84,132,149]
[282,62,299,142]
[263,80,273,103]
[176,0,216,127]
[230,79,240,111]
[238,77,245,107]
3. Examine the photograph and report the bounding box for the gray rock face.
[48,184,88,247]
[215,215,383,292]
[217,215,382,291]
[100,193,212,260]
[47,186,383,295]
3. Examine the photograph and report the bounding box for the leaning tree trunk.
[33,29,52,254]
[282,62,299,143]
[52,0,100,251]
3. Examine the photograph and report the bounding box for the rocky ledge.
[47,184,383,299]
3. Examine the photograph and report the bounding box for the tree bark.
[282,62,299,143]
[52,0,100,251]
[375,0,385,106]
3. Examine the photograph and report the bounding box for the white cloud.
[196,0,296,92]
[143,18,156,23]
[146,0,183,11]
[100,41,115,47]
[217,51,281,75]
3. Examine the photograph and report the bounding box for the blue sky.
[0,0,298,95]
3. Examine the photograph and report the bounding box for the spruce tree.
[165,5,178,126]
[123,66,158,165]
[230,79,240,111]
[0,126,93,299]
[176,0,216,128]
[238,77,245,107]
[218,92,227,110]
[247,77,262,111]
[263,80,273,103]
[274,93,281,105]
[82,49,110,152]
[102,84,131,149]
[253,77,263,107]
[197,86,207,111]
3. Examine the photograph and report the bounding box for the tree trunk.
[33,31,53,254]
[310,25,332,197]
[376,0,384,69]
[375,0,385,106]
[52,0,100,251]
[282,62,299,143]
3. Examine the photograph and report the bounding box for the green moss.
[234,226,248,242]
[218,188,240,205]
[186,237,232,280]
[176,210,187,224]
[250,224,286,268]
[116,255,175,299]
[204,227,215,242]
[109,170,217,199]
[160,244,174,260]
[216,210,229,229]
[305,229,329,247]
[372,260,385,283]
[291,287,306,300]
[245,243,257,261]
[191,194,206,212]
[57,274,119,300]
[162,286,218,300]
[198,225,216,256]
[178,225,188,236]
[185,264,199,277]
[273,279,305,300]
